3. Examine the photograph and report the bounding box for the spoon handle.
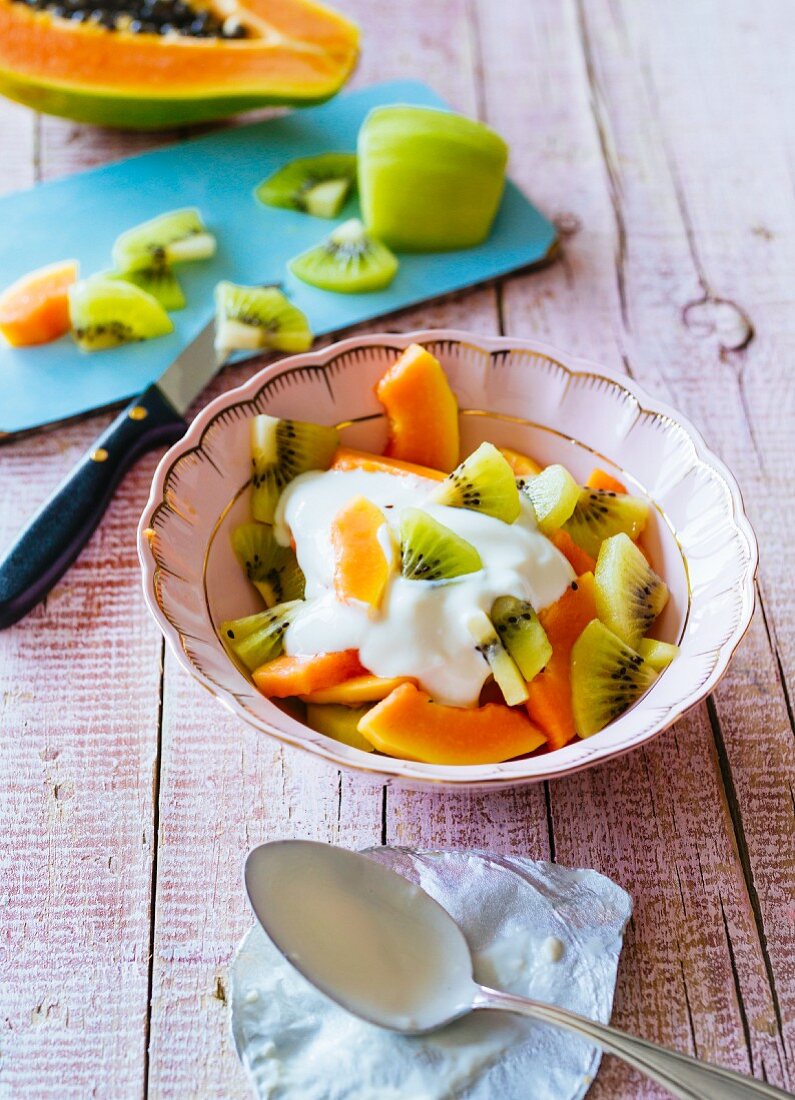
[474,986,792,1100]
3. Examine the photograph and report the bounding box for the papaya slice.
[0,260,77,347]
[499,446,542,477]
[550,529,597,576]
[0,0,359,129]
[253,649,365,698]
[375,344,460,472]
[330,495,391,610]
[586,467,628,494]
[330,447,446,482]
[300,674,414,705]
[526,573,597,750]
[358,682,547,765]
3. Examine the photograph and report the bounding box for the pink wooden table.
[1,2,794,1096]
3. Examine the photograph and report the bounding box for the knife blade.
[0,317,226,629]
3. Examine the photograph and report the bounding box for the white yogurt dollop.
[275,469,574,707]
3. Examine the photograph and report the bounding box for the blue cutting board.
[0,80,556,436]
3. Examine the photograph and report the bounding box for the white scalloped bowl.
[138,331,757,790]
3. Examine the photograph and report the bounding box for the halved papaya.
[330,447,447,482]
[376,344,460,473]
[0,0,359,129]
[358,682,547,765]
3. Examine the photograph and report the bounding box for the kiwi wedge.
[112,207,216,272]
[467,609,529,706]
[399,508,482,581]
[214,282,313,354]
[250,414,339,524]
[430,442,520,524]
[256,153,358,218]
[305,703,374,752]
[106,267,186,312]
[289,218,399,293]
[491,595,552,683]
[68,277,173,351]
[571,619,658,737]
[595,532,669,648]
[637,638,679,671]
[231,522,305,607]
[519,464,579,534]
[563,487,649,559]
[220,599,303,672]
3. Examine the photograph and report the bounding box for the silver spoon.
[245,841,791,1100]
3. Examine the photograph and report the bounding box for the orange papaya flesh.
[0,0,360,129]
[550,529,597,576]
[330,447,446,482]
[499,446,542,476]
[375,344,460,472]
[0,259,77,347]
[526,573,597,750]
[300,674,415,705]
[330,495,390,610]
[253,649,365,699]
[358,683,547,765]
[586,467,628,494]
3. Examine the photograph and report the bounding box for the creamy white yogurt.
[275,468,574,707]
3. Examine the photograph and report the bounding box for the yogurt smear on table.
[274,469,574,707]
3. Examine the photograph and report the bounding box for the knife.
[0,319,225,629]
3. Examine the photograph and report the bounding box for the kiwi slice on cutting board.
[467,608,529,706]
[112,207,216,272]
[289,218,398,293]
[571,619,658,737]
[215,282,313,353]
[637,638,679,671]
[430,442,520,524]
[68,277,173,351]
[221,599,303,672]
[519,464,579,534]
[563,488,649,559]
[106,267,186,312]
[256,153,358,218]
[231,522,305,607]
[491,595,552,683]
[399,508,482,581]
[250,414,339,524]
[305,703,374,752]
[595,532,668,649]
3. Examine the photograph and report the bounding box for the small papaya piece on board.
[330,447,446,482]
[358,682,547,765]
[375,344,460,472]
[0,259,77,347]
[253,650,366,699]
[586,467,627,494]
[330,495,391,610]
[499,446,542,477]
[550,529,597,575]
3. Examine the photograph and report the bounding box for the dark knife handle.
[0,384,186,629]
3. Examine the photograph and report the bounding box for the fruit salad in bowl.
[139,331,757,789]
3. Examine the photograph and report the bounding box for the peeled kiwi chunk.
[430,442,520,524]
[250,414,339,524]
[571,619,658,737]
[399,507,482,581]
[519,464,579,534]
[231,522,305,607]
[595,532,669,649]
[491,595,552,683]
[214,282,313,353]
[221,599,303,672]
[467,608,529,706]
[289,218,399,294]
[112,207,216,273]
[68,277,173,351]
[637,638,679,671]
[256,153,358,218]
[563,487,649,559]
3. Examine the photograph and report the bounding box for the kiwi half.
[231,522,305,607]
[563,488,649,559]
[399,507,482,581]
[220,599,303,672]
[571,619,658,737]
[519,464,579,534]
[430,442,520,523]
[467,608,528,705]
[491,595,552,683]
[637,638,679,671]
[112,207,216,272]
[250,415,339,524]
[256,153,358,218]
[68,277,173,351]
[215,282,313,353]
[289,218,399,293]
[595,532,668,648]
